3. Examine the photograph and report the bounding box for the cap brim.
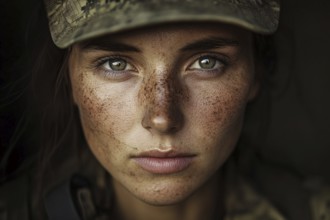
[47,1,280,48]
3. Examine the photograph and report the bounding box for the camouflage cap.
[44,0,280,48]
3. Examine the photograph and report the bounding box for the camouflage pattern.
[1,161,330,219]
[44,0,280,48]
[310,186,330,220]
[224,176,285,220]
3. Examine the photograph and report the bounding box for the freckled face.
[69,23,258,205]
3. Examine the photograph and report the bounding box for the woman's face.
[69,23,258,205]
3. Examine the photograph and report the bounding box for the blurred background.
[257,0,330,179]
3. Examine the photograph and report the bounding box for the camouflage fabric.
[224,175,285,220]
[0,169,287,220]
[43,0,280,48]
[310,186,330,220]
[1,165,330,219]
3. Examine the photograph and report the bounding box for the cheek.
[71,71,134,151]
[201,90,245,135]
[187,78,251,146]
[70,71,139,175]
[74,82,113,135]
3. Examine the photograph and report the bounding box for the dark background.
[257,0,330,179]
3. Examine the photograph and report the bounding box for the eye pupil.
[199,57,216,69]
[110,59,127,71]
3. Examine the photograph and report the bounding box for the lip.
[132,150,195,174]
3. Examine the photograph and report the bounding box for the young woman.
[1,0,300,219]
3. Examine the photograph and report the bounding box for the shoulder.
[225,168,286,220]
[252,161,330,220]
[224,159,330,220]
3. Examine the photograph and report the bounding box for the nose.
[141,74,184,134]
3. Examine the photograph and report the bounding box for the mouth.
[132,150,195,174]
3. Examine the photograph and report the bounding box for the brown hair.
[13,2,85,217]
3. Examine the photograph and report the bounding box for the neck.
[111,171,224,220]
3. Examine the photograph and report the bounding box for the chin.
[134,187,195,207]
[122,174,211,207]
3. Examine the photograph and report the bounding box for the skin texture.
[69,23,258,220]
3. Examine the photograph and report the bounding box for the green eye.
[97,57,135,80]
[198,57,216,69]
[109,58,127,71]
[187,55,227,78]
[189,55,225,71]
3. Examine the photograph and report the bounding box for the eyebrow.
[180,37,240,51]
[80,40,141,52]
[80,36,239,52]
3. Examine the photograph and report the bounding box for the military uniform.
[1,157,329,220]
[0,161,283,220]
